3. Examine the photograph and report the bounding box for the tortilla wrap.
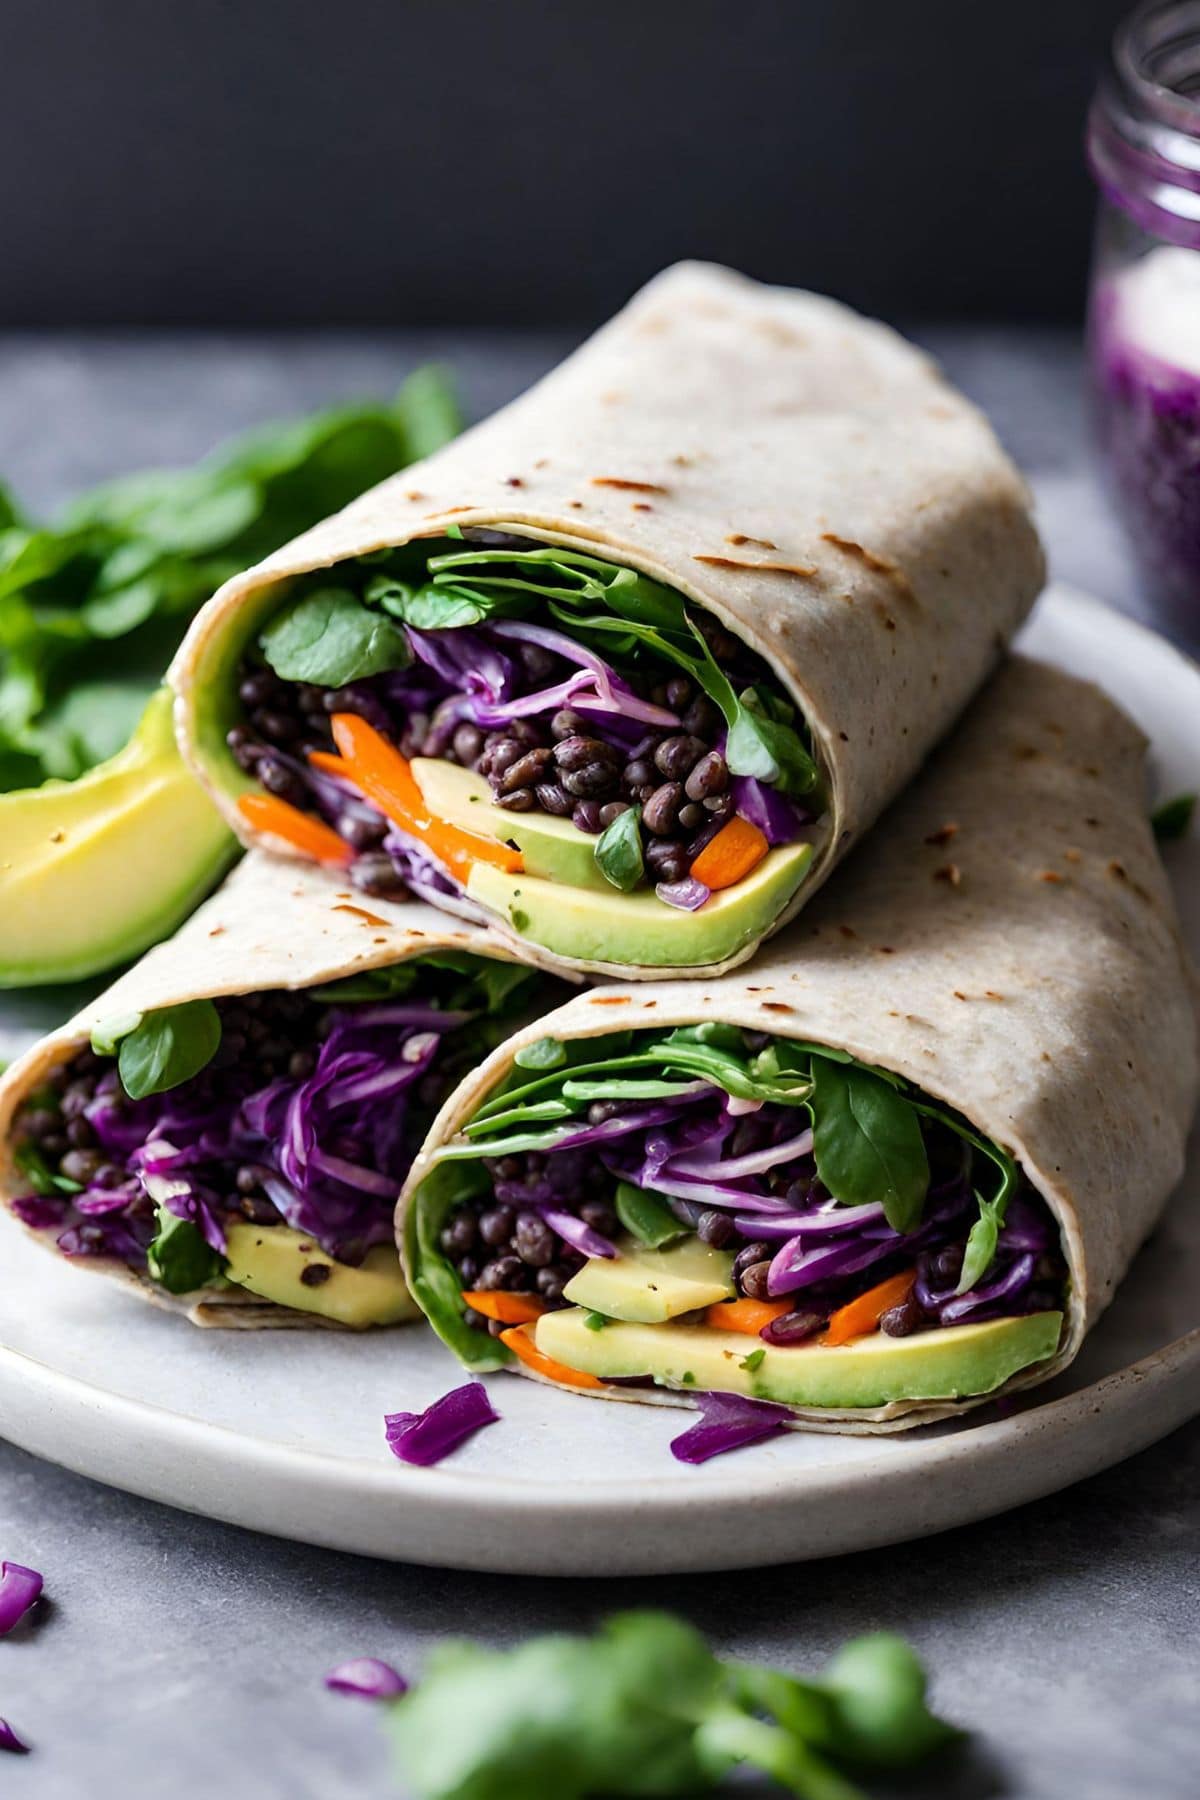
[399,655,1199,1430]
[0,853,565,1328]
[171,261,1044,978]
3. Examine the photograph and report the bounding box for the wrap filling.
[407,1024,1066,1408]
[10,953,549,1325]
[222,531,825,964]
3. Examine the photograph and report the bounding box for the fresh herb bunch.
[385,1611,959,1800]
[0,367,459,789]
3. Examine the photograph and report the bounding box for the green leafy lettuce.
[0,368,460,789]
[386,1610,959,1800]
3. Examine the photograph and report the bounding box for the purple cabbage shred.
[670,1391,797,1464]
[385,1381,500,1466]
[0,1562,43,1636]
[324,1657,408,1699]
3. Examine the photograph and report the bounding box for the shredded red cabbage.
[670,1391,797,1463]
[0,1719,29,1755]
[384,1381,500,1466]
[0,1563,42,1636]
[731,774,814,842]
[324,1657,408,1699]
[655,878,711,911]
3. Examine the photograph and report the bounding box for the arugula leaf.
[14,1140,83,1197]
[727,686,821,797]
[146,1204,224,1294]
[809,1057,929,1232]
[117,1000,222,1100]
[1152,792,1196,840]
[366,575,498,631]
[309,964,421,1004]
[258,586,411,684]
[385,1612,958,1800]
[957,1196,1004,1296]
[514,1035,567,1071]
[614,1180,686,1248]
[90,1010,144,1056]
[595,804,644,891]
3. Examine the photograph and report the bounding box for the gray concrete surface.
[0,328,1195,1799]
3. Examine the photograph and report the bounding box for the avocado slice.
[411,758,610,890]
[535,1307,1064,1408]
[223,1222,419,1327]
[0,689,236,987]
[563,1234,735,1322]
[466,842,813,968]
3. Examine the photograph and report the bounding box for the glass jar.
[1087,2,1200,643]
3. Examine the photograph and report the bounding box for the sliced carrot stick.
[462,1290,548,1326]
[703,1297,791,1336]
[307,750,352,779]
[690,816,769,891]
[237,793,353,866]
[499,1324,605,1390]
[330,713,522,877]
[823,1269,917,1346]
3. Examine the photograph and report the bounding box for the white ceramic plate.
[1,584,1198,1575]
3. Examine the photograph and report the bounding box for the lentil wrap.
[0,854,566,1328]
[171,261,1044,979]
[399,657,1199,1431]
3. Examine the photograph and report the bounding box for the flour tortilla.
[0,853,564,1328]
[398,656,1199,1430]
[172,261,1044,978]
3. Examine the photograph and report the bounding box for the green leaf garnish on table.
[0,367,460,790]
[384,1611,959,1799]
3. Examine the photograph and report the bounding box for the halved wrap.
[0,854,567,1328]
[172,261,1043,979]
[400,656,1198,1431]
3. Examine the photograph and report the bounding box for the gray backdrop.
[3,0,1128,327]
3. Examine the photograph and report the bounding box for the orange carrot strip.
[823,1269,917,1346]
[238,793,353,866]
[330,713,522,876]
[307,750,352,779]
[462,1290,548,1326]
[703,1297,791,1336]
[690,816,769,891]
[499,1324,604,1390]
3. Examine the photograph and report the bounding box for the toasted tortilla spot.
[693,555,817,578]
[821,533,919,605]
[591,477,668,494]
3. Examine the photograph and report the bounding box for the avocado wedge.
[536,1307,1064,1408]
[0,688,236,986]
[223,1222,419,1327]
[467,843,813,968]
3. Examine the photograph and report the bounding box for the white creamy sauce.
[1113,245,1200,377]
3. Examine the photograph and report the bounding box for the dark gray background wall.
[3,0,1128,329]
